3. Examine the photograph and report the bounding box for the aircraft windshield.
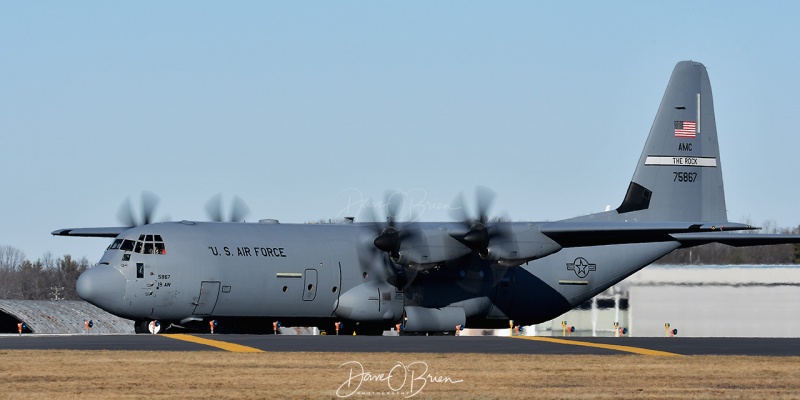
[107,235,166,254]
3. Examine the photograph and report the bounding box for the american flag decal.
[674,121,697,138]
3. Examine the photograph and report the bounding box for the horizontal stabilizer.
[540,222,755,248]
[51,227,128,238]
[670,232,800,247]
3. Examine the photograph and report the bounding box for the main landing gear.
[133,319,162,334]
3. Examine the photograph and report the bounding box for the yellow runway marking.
[165,334,264,353]
[512,336,682,356]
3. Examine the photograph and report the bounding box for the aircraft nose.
[76,265,126,312]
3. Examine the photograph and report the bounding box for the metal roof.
[626,265,800,287]
[0,300,134,334]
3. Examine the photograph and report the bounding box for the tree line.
[0,245,88,300]
[1,223,798,300]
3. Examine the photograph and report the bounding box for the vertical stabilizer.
[615,61,727,222]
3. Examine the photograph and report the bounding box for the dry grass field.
[1,351,799,399]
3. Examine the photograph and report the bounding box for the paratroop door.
[193,281,221,315]
[302,269,317,301]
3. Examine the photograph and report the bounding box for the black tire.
[133,320,149,334]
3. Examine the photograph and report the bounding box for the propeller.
[450,185,496,228]
[117,191,162,227]
[449,186,511,258]
[362,191,423,289]
[370,191,408,258]
[449,186,515,292]
[205,194,251,222]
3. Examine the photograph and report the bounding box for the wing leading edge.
[51,227,129,238]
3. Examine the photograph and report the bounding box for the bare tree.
[18,259,46,300]
[0,245,26,298]
[54,255,89,300]
[0,245,25,270]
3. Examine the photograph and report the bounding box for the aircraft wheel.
[134,320,149,334]
[134,320,163,334]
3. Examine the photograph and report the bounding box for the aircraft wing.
[669,232,800,247]
[51,227,129,238]
[539,221,757,248]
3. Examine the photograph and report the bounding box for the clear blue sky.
[2,2,799,262]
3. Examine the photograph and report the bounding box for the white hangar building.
[534,265,800,337]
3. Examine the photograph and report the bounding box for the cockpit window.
[113,235,166,255]
[120,240,135,252]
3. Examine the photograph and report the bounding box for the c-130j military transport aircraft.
[54,61,800,334]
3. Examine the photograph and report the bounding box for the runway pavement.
[2,334,800,356]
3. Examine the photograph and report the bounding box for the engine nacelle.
[393,227,472,267]
[481,226,562,264]
[402,306,465,332]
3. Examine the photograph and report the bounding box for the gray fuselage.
[82,220,677,331]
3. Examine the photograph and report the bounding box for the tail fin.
[615,61,727,222]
